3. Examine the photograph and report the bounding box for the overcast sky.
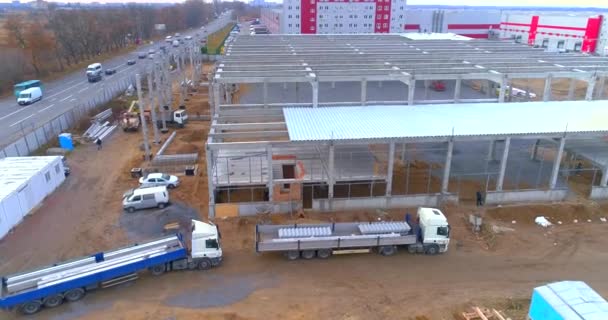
[4,0,608,7]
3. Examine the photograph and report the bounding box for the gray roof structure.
[217,34,608,84]
[282,101,608,142]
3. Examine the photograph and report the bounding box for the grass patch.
[206,23,235,54]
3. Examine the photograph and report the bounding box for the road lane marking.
[9,114,34,127]
[38,104,55,113]
[78,87,88,93]
[60,95,73,102]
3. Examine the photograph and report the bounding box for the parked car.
[122,186,169,213]
[127,59,136,65]
[148,53,155,60]
[172,40,180,47]
[148,49,156,55]
[139,173,180,188]
[137,52,147,59]
[104,68,116,75]
[184,35,193,40]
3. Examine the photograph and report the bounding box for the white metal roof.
[283,101,608,142]
[0,156,61,198]
[400,32,473,41]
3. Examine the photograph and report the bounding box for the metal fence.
[0,76,135,158]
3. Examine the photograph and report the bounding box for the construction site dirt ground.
[3,85,608,319]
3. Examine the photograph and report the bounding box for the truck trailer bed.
[256,221,417,252]
[1,234,186,309]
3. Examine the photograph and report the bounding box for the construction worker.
[96,138,102,150]
[476,191,484,206]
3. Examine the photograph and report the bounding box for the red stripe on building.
[448,24,500,30]
[374,0,391,33]
[582,15,603,53]
[537,24,586,31]
[501,22,530,27]
[528,16,539,45]
[404,24,420,30]
[458,33,490,39]
[301,0,316,34]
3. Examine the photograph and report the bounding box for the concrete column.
[568,78,577,100]
[549,138,566,189]
[401,143,407,161]
[361,79,367,106]
[454,78,462,103]
[486,80,492,98]
[597,77,606,99]
[600,166,608,187]
[328,144,335,199]
[408,80,416,105]
[225,84,233,104]
[206,148,216,220]
[212,83,221,115]
[267,145,273,202]
[283,82,288,90]
[147,73,160,144]
[386,142,395,196]
[498,78,507,103]
[496,137,511,191]
[424,80,429,100]
[441,140,454,194]
[585,76,597,101]
[487,140,496,161]
[331,81,335,89]
[135,74,151,161]
[263,81,268,107]
[378,81,383,88]
[543,75,553,102]
[531,139,540,161]
[311,81,319,108]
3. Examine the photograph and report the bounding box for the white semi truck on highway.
[0,220,222,315]
[255,207,451,259]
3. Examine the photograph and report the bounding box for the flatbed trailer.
[255,207,451,260]
[1,220,222,315]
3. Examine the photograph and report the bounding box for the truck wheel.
[285,250,300,261]
[198,258,212,270]
[301,250,316,260]
[425,244,440,255]
[407,245,417,254]
[167,184,175,189]
[317,249,332,259]
[64,288,85,302]
[20,301,41,315]
[379,245,396,256]
[43,294,64,308]
[127,207,135,213]
[158,202,166,209]
[151,264,166,276]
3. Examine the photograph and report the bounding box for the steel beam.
[328,144,335,200]
[209,130,288,139]
[408,80,415,105]
[206,148,216,220]
[543,74,553,102]
[454,78,462,103]
[549,138,566,189]
[586,76,597,101]
[213,122,286,131]
[361,79,367,106]
[267,145,273,202]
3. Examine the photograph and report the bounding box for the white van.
[86,63,103,82]
[172,40,180,47]
[122,186,169,213]
[17,87,42,105]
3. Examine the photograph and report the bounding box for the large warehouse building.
[261,6,608,55]
[208,34,608,218]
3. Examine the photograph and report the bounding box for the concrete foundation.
[590,186,608,200]
[485,189,568,204]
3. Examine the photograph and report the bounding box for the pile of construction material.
[83,109,117,142]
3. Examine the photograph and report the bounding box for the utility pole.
[135,74,151,161]
[147,68,160,144]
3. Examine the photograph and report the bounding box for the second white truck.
[255,207,450,260]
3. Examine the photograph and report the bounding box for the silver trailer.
[255,208,451,260]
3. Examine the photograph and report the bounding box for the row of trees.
[0,0,222,94]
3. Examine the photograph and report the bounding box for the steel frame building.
[205,34,608,218]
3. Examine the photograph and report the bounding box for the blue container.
[529,281,608,320]
[58,133,74,151]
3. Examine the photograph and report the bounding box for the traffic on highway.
[0,15,232,149]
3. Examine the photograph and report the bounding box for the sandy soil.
[3,81,608,320]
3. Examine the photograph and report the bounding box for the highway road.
[0,14,232,149]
